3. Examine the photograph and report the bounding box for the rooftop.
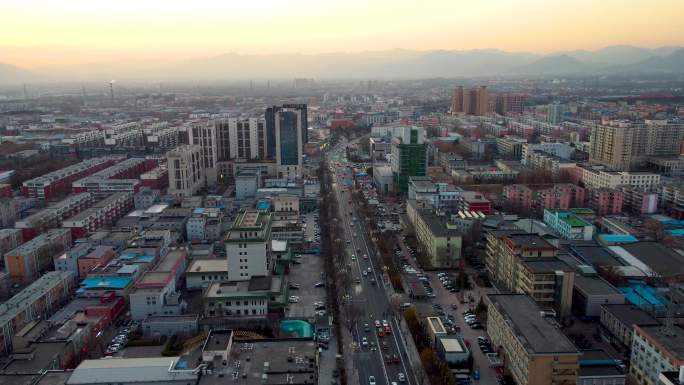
[508,234,556,250]
[487,294,579,355]
[187,259,228,274]
[520,257,573,273]
[201,338,316,385]
[0,272,74,326]
[570,245,624,267]
[619,242,684,277]
[67,357,198,385]
[637,324,684,360]
[78,277,132,290]
[601,304,660,328]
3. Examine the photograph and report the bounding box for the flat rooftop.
[601,304,660,328]
[187,259,228,274]
[488,294,579,355]
[521,257,573,273]
[619,242,684,277]
[508,234,556,250]
[637,325,684,361]
[201,338,316,385]
[570,245,624,267]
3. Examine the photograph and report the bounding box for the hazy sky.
[1,0,682,68]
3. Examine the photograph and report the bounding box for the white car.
[369,376,377,385]
[351,254,356,260]
[398,373,406,382]
[382,320,389,327]
[361,337,369,346]
[363,270,368,276]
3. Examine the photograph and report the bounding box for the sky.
[1,0,683,69]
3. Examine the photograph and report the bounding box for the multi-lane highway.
[328,139,416,385]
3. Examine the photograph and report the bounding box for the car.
[471,323,483,329]
[351,255,356,260]
[314,282,325,287]
[316,310,327,317]
[353,233,357,237]
[363,270,368,276]
[477,336,489,342]
[392,355,400,363]
[384,354,393,364]
[364,323,370,332]
[361,337,369,346]
[355,278,362,284]
[398,373,406,382]
[363,254,368,259]
[381,341,389,350]
[374,320,381,328]
[377,328,385,337]
[382,319,389,327]
[369,376,377,385]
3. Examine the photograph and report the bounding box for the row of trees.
[318,159,348,385]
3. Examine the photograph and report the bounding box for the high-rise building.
[589,120,684,171]
[274,107,306,179]
[450,86,489,116]
[265,104,308,157]
[451,86,464,113]
[188,121,218,184]
[548,102,564,124]
[495,93,526,115]
[215,118,268,162]
[167,145,204,198]
[390,126,427,192]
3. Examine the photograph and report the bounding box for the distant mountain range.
[1,45,683,83]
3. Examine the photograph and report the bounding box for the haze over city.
[1,0,683,81]
[2,2,684,385]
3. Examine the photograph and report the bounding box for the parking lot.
[285,252,327,320]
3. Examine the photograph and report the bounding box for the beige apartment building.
[487,294,581,385]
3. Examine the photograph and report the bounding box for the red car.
[377,328,385,337]
[384,325,392,334]
[384,355,393,364]
[392,355,400,364]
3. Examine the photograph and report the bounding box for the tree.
[420,348,440,375]
[644,218,666,241]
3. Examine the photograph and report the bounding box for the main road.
[327,138,417,385]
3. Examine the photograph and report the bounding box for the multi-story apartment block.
[496,135,527,158]
[407,177,462,214]
[406,200,462,268]
[0,229,23,259]
[0,271,75,355]
[517,258,575,318]
[495,93,526,115]
[591,188,625,215]
[521,142,573,164]
[15,192,94,241]
[186,207,223,242]
[451,86,489,115]
[62,192,134,238]
[503,184,534,212]
[526,150,577,177]
[225,210,273,281]
[215,118,269,162]
[188,120,219,184]
[167,145,204,198]
[580,166,661,190]
[537,184,586,211]
[630,325,684,385]
[589,120,684,171]
[599,304,660,353]
[485,231,557,283]
[0,198,17,228]
[139,166,168,190]
[619,186,659,215]
[21,157,119,200]
[487,294,580,385]
[4,228,72,284]
[72,157,157,199]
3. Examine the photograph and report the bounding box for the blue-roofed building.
[618,284,666,314]
[77,276,134,298]
[597,234,639,246]
[257,200,270,210]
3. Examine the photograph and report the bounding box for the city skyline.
[1,0,683,69]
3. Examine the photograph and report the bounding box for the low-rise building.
[142,314,199,338]
[577,349,626,385]
[186,259,229,290]
[203,275,287,318]
[0,271,75,354]
[543,209,595,241]
[600,304,660,352]
[487,294,581,385]
[129,249,187,320]
[67,357,200,385]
